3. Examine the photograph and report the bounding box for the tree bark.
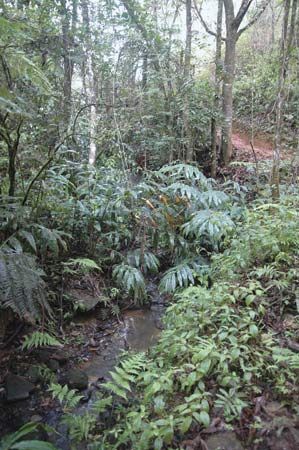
[219,0,269,165]
[271,0,297,199]
[221,29,237,165]
[211,0,223,177]
[184,0,193,162]
[61,0,74,131]
[221,0,237,165]
[81,0,99,165]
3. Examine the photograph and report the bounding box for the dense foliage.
[0,0,299,449]
[44,193,299,449]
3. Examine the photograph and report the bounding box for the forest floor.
[232,128,273,161]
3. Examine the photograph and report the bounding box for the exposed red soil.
[232,125,290,162]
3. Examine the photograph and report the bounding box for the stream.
[0,283,166,448]
[47,304,164,449]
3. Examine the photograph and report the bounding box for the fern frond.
[0,251,51,321]
[199,190,229,208]
[126,249,160,274]
[163,183,200,200]
[112,264,146,302]
[102,353,147,400]
[48,383,83,409]
[22,332,62,350]
[156,163,208,185]
[182,210,235,241]
[159,259,207,293]
[63,258,101,274]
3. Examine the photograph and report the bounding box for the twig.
[250,140,259,179]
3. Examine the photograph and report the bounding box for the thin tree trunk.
[61,0,74,131]
[142,52,148,90]
[221,31,237,165]
[184,0,193,162]
[211,0,223,177]
[81,0,99,165]
[271,0,295,199]
[8,144,17,197]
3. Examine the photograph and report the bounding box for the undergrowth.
[53,194,299,449]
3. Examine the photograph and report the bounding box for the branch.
[194,1,226,41]
[22,133,74,206]
[234,0,253,29]
[237,0,270,37]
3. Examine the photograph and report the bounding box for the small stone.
[64,368,88,390]
[89,338,97,347]
[36,349,70,364]
[26,365,42,383]
[30,414,43,423]
[47,359,60,371]
[5,374,35,402]
[205,431,244,450]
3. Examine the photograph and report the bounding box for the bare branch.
[237,0,271,37]
[234,0,253,29]
[193,1,226,41]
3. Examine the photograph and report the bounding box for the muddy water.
[45,307,164,449]
[81,309,162,383]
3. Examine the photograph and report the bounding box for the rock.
[205,431,244,450]
[26,365,42,383]
[64,368,88,390]
[30,414,43,423]
[36,349,53,363]
[37,348,70,364]
[89,338,97,347]
[47,359,60,371]
[68,288,108,312]
[5,374,35,402]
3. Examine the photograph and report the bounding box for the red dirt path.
[232,126,275,162]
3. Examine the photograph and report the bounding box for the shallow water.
[81,309,161,383]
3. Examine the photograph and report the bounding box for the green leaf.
[11,441,57,450]
[199,410,210,427]
[249,324,259,337]
[180,416,193,433]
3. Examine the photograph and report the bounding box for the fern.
[214,388,248,421]
[199,190,229,208]
[33,225,69,256]
[163,183,200,200]
[126,249,160,274]
[103,353,147,400]
[182,210,235,242]
[48,383,83,409]
[112,264,146,302]
[0,251,51,321]
[92,395,113,414]
[61,413,96,442]
[156,163,208,186]
[63,258,101,274]
[22,332,62,350]
[159,259,208,293]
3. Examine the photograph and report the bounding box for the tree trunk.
[271,0,296,199]
[211,0,223,177]
[81,0,99,165]
[61,0,74,131]
[221,25,237,166]
[8,144,17,197]
[184,0,193,162]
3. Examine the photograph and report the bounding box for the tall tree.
[81,0,99,165]
[60,0,77,132]
[184,0,193,161]
[196,0,270,165]
[271,0,298,199]
[211,0,223,177]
